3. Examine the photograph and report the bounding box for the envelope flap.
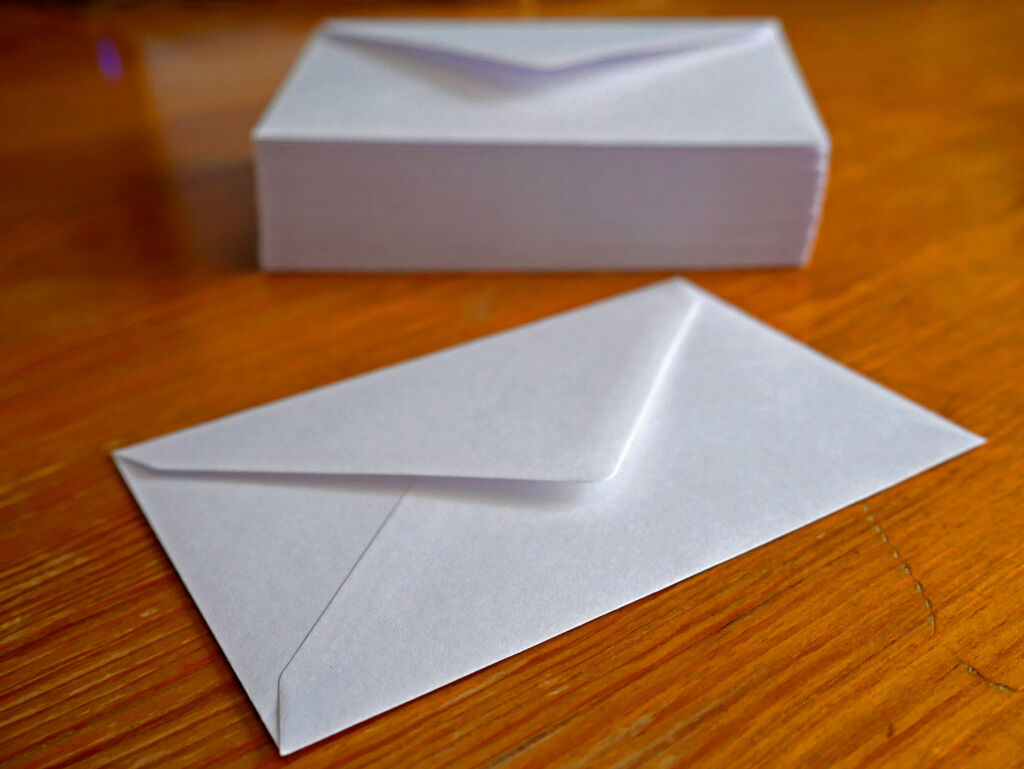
[325,19,774,74]
[117,280,695,483]
[256,18,827,147]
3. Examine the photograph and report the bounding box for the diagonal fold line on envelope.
[112,456,417,745]
[272,476,415,744]
[323,19,776,92]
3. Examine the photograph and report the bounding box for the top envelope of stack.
[254,19,830,271]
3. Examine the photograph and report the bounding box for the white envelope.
[113,279,982,754]
[253,19,830,271]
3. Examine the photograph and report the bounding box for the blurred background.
[5,0,1022,287]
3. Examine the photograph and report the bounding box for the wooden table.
[2,1,1022,766]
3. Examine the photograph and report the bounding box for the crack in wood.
[863,503,1017,695]
[864,506,937,634]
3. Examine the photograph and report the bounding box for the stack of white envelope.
[114,279,982,754]
[253,19,830,271]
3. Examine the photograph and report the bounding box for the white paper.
[122,281,693,481]
[253,19,830,271]
[114,279,982,753]
[256,19,826,145]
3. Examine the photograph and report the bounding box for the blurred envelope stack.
[253,19,830,271]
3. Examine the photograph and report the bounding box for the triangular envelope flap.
[256,17,827,147]
[325,18,775,75]
[114,458,407,747]
[117,280,695,482]
[275,287,984,754]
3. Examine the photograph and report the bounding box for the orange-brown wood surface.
[2,1,1022,766]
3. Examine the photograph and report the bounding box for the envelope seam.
[274,477,416,745]
[323,22,774,78]
[604,298,701,480]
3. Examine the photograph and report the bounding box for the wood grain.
[1,0,1022,766]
